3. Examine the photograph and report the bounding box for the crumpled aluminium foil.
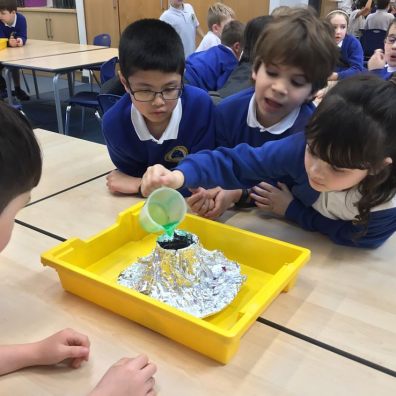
[117,230,246,318]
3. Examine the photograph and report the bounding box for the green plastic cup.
[139,187,187,235]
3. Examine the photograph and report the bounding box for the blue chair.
[93,93,122,123]
[360,29,387,59]
[64,56,118,135]
[88,33,112,88]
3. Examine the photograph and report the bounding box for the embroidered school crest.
[165,146,189,163]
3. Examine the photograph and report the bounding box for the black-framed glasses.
[129,85,184,102]
[385,36,396,45]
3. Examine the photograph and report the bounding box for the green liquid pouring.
[149,203,179,237]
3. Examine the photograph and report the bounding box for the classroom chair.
[64,56,118,135]
[93,93,122,123]
[360,29,387,59]
[88,33,112,88]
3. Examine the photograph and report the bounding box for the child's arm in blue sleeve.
[286,199,396,248]
[337,38,364,80]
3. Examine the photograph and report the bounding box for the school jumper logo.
[165,146,189,163]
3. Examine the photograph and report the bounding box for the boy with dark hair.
[196,2,235,52]
[103,19,215,195]
[0,0,30,100]
[364,0,394,30]
[0,101,157,393]
[187,7,339,219]
[184,20,245,92]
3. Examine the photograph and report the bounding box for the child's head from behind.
[326,10,349,44]
[252,7,338,126]
[241,15,273,63]
[0,0,17,25]
[385,19,396,67]
[377,0,390,10]
[207,2,235,37]
[119,19,185,132]
[220,20,245,58]
[305,75,396,224]
[0,102,42,251]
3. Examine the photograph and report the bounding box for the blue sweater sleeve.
[285,198,396,248]
[16,13,27,44]
[177,132,307,189]
[337,35,364,80]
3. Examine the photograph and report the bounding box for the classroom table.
[0,40,107,100]
[12,130,396,393]
[1,224,395,395]
[3,47,118,133]
[30,129,114,203]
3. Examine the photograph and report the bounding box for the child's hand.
[187,187,216,216]
[89,354,157,396]
[368,49,386,71]
[204,189,242,219]
[140,165,184,197]
[106,170,141,194]
[250,182,293,216]
[8,37,18,47]
[328,72,338,81]
[35,328,90,368]
[16,37,23,47]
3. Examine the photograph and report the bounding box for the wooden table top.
[30,129,114,203]
[0,225,394,396]
[2,47,118,71]
[0,39,106,62]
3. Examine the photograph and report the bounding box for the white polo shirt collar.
[247,93,301,135]
[131,99,182,144]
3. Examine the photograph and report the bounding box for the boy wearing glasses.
[368,19,396,80]
[102,19,215,195]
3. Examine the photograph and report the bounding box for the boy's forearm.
[0,342,42,375]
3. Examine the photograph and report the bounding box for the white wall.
[269,0,309,13]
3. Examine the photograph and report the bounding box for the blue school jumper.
[175,132,396,248]
[215,87,315,148]
[184,44,238,91]
[370,68,394,80]
[102,85,215,178]
[337,34,364,80]
[0,13,27,44]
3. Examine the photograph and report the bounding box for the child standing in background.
[160,0,204,58]
[0,0,30,100]
[184,20,244,91]
[0,101,157,394]
[103,19,215,195]
[326,10,364,80]
[195,2,235,52]
[141,75,396,249]
[368,19,396,79]
[348,0,373,39]
[188,7,338,219]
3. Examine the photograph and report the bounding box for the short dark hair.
[0,102,42,214]
[253,7,339,92]
[306,74,396,228]
[119,19,185,79]
[377,0,390,9]
[0,0,17,12]
[220,20,245,48]
[241,15,273,63]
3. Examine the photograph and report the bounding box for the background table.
[3,47,118,133]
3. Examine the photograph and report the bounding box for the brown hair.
[0,0,17,12]
[220,20,245,48]
[207,2,235,30]
[253,6,339,92]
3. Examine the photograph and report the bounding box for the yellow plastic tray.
[0,38,8,50]
[41,202,310,363]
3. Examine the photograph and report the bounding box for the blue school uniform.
[337,34,364,80]
[184,45,238,91]
[370,67,395,80]
[175,132,396,248]
[102,85,215,178]
[215,87,315,148]
[0,13,27,44]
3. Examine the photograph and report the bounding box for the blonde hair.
[207,2,235,30]
[326,9,349,26]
